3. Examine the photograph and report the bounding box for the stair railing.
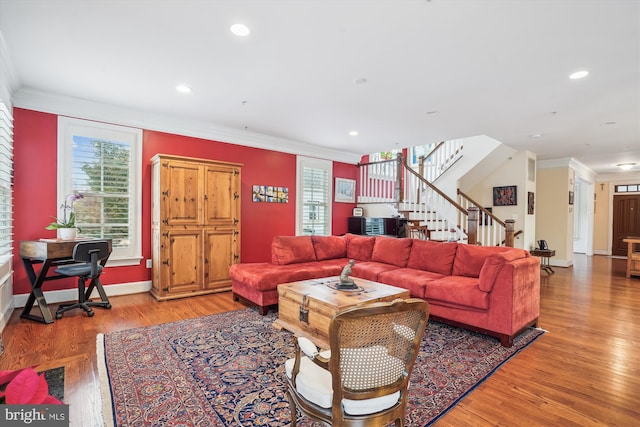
[418,139,464,183]
[357,156,402,204]
[357,152,515,247]
[457,189,516,247]
[401,155,472,243]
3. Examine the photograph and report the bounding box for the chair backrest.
[72,241,110,278]
[328,298,429,405]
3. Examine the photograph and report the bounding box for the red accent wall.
[12,108,357,295]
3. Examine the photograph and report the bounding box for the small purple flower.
[65,193,84,206]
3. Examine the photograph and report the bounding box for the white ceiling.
[1,0,638,175]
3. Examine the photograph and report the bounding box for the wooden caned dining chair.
[285,298,430,427]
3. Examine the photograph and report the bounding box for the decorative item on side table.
[45,193,83,240]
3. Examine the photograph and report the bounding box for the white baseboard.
[593,249,610,256]
[549,259,573,268]
[12,280,152,308]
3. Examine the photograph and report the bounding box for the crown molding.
[11,88,361,164]
[538,157,596,182]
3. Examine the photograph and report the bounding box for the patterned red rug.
[97,308,543,426]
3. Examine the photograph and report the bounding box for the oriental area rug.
[97,309,544,427]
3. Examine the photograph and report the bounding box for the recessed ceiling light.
[529,133,543,138]
[348,131,358,136]
[602,121,617,125]
[617,163,636,170]
[176,84,192,93]
[426,110,439,115]
[230,24,251,37]
[353,77,367,85]
[569,70,589,79]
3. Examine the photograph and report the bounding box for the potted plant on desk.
[45,193,83,240]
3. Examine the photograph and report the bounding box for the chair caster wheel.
[55,313,63,319]
[106,303,112,309]
[88,311,94,317]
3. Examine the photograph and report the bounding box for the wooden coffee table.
[273,276,410,349]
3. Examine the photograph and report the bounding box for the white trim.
[537,157,596,182]
[12,280,152,308]
[549,259,573,268]
[13,88,361,164]
[296,156,333,236]
[0,31,19,108]
[57,116,143,262]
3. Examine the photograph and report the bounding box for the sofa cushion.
[451,245,515,278]
[312,235,347,261]
[425,276,490,310]
[272,236,316,265]
[407,240,458,275]
[345,234,376,261]
[377,268,445,298]
[229,260,346,291]
[351,262,399,282]
[370,236,413,267]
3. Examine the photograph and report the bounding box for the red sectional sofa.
[229,234,540,346]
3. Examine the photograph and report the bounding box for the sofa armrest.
[478,251,530,292]
[487,256,540,334]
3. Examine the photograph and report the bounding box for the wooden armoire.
[151,154,242,300]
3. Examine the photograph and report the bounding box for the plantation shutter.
[71,136,132,248]
[301,166,330,236]
[0,101,13,263]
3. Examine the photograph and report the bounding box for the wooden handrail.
[457,189,506,227]
[402,156,468,214]
[419,141,445,166]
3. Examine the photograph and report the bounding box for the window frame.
[296,156,332,236]
[57,117,142,266]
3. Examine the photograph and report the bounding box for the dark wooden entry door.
[612,195,640,256]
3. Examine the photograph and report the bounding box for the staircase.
[357,140,515,247]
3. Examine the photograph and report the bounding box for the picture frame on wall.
[335,178,356,203]
[493,185,517,206]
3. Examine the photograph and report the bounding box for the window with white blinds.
[0,101,13,267]
[58,117,142,265]
[296,157,332,236]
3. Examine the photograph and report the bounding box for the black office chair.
[55,240,112,318]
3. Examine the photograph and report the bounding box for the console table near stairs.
[623,238,640,278]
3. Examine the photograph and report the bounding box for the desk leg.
[21,258,55,324]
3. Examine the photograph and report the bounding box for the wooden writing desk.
[623,238,640,278]
[20,239,112,324]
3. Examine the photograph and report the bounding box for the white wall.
[461,150,537,250]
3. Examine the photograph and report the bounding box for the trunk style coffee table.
[273,276,410,349]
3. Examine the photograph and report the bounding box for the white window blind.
[296,157,332,236]
[71,136,132,244]
[0,101,13,265]
[58,117,142,265]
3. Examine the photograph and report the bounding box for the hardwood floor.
[1,254,638,426]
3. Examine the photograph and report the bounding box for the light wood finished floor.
[1,254,638,426]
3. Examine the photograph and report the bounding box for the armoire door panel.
[165,161,203,226]
[166,230,202,293]
[204,229,237,290]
